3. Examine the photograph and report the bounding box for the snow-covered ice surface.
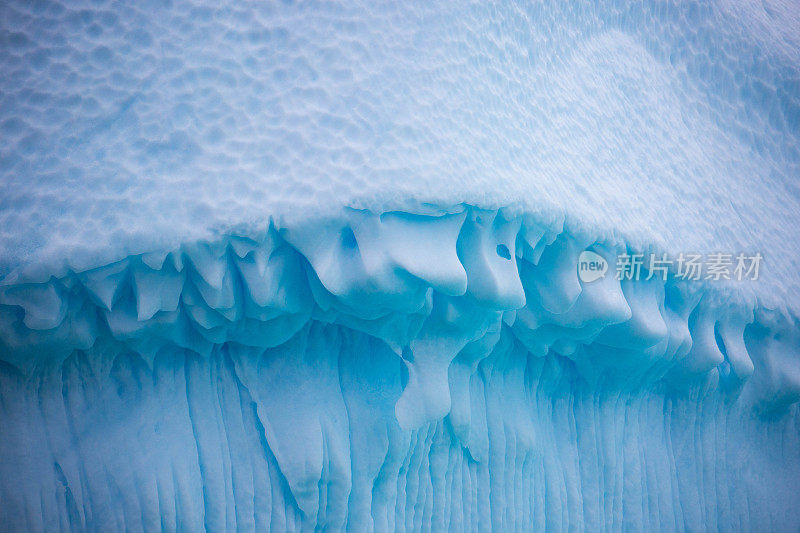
[1,0,800,531]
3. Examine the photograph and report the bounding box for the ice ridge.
[0,206,798,530]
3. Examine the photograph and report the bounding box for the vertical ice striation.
[1,0,800,531]
[1,213,799,530]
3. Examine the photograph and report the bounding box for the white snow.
[1,0,799,530]
[0,0,798,310]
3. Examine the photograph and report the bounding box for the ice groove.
[0,206,798,530]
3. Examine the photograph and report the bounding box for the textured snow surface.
[2,0,800,531]
[1,0,800,309]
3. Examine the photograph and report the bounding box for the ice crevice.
[1,205,799,531]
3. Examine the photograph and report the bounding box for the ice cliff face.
[2,209,799,531]
[1,0,799,531]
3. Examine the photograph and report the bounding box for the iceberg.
[1,0,799,530]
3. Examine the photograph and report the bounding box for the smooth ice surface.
[1,0,800,531]
[1,0,800,310]
[1,208,799,530]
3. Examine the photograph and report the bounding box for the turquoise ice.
[1,0,799,530]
